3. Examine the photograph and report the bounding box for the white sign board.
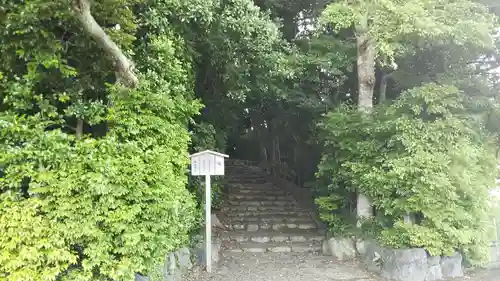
[189,150,229,273]
[190,150,228,176]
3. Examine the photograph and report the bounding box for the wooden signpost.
[189,150,229,273]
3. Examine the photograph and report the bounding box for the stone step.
[231,189,288,196]
[221,229,324,243]
[226,173,266,177]
[227,200,297,207]
[222,213,312,222]
[227,181,275,187]
[227,176,267,180]
[227,174,268,179]
[228,220,317,231]
[227,180,270,185]
[225,175,270,182]
[224,241,322,253]
[226,210,312,217]
[225,166,262,171]
[221,205,306,213]
[228,194,293,201]
[226,174,267,178]
[229,194,290,200]
[225,171,264,176]
[228,186,287,192]
[226,164,261,168]
[227,185,281,192]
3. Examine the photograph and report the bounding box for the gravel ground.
[185,252,500,281]
[186,252,383,281]
[458,268,500,281]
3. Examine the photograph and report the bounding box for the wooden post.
[205,175,212,273]
[189,150,228,273]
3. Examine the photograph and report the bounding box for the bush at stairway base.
[0,91,199,281]
[316,84,497,266]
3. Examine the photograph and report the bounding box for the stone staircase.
[218,161,324,253]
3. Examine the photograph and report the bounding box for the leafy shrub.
[188,122,228,210]
[189,179,226,210]
[0,127,197,281]
[310,164,358,237]
[314,194,354,236]
[191,122,227,153]
[0,31,201,281]
[316,83,497,265]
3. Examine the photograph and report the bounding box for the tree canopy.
[1,0,500,279]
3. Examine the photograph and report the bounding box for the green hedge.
[0,33,201,281]
[316,83,497,265]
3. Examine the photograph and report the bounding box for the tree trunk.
[281,12,298,41]
[379,73,388,104]
[73,0,138,88]
[76,119,84,139]
[268,119,280,177]
[355,17,375,220]
[356,29,376,112]
[254,113,267,164]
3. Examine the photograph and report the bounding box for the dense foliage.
[2,0,500,279]
[316,83,497,264]
[0,0,203,280]
[0,0,295,279]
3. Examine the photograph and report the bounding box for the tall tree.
[320,0,497,218]
[0,0,212,280]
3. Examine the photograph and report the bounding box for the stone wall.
[134,237,222,281]
[490,181,500,267]
[360,239,464,281]
[490,242,500,268]
[323,237,465,281]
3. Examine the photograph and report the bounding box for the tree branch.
[73,0,138,88]
[474,63,500,74]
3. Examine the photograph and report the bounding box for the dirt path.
[185,252,499,281]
